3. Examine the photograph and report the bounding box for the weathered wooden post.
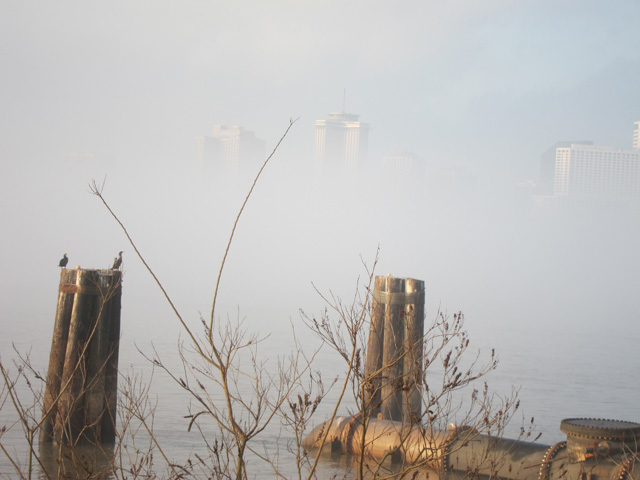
[364,276,386,416]
[402,277,424,424]
[364,275,425,423]
[380,276,405,422]
[40,268,122,445]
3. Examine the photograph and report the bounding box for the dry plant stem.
[90,119,297,362]
[116,371,170,478]
[89,179,203,357]
[126,392,178,478]
[0,441,25,480]
[0,362,32,480]
[1,356,56,480]
[148,332,317,479]
[306,257,378,480]
[208,118,298,342]
[91,119,300,480]
[90,176,228,443]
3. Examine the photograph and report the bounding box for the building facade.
[314,112,369,173]
[539,141,593,194]
[553,144,640,200]
[195,125,265,173]
[382,150,422,175]
[530,123,640,216]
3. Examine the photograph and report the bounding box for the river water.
[1,300,639,478]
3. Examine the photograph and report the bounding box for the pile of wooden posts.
[364,275,425,423]
[40,268,122,445]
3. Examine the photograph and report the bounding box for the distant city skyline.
[192,116,640,218]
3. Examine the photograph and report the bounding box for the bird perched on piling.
[111,251,123,270]
[58,253,69,269]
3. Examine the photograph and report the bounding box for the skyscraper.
[195,125,265,173]
[314,112,369,172]
[532,122,640,215]
[633,121,639,150]
[539,141,593,194]
[553,144,640,200]
[382,150,424,183]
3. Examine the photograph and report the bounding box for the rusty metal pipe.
[304,416,640,479]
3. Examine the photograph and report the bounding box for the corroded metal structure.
[304,416,640,479]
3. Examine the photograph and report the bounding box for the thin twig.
[209,118,298,342]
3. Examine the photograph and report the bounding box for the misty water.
[2,304,639,478]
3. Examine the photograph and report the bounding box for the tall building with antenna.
[314,102,369,173]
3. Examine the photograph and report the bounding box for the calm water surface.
[2,309,639,478]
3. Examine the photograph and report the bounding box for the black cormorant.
[58,253,69,268]
[112,251,123,270]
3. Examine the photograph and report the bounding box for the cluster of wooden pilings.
[364,275,425,424]
[40,268,122,446]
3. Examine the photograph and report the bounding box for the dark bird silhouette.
[58,253,69,269]
[112,251,123,270]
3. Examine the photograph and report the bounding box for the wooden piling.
[365,275,425,423]
[364,276,386,416]
[41,268,122,445]
[41,269,78,442]
[381,276,405,422]
[402,278,425,424]
[100,281,121,442]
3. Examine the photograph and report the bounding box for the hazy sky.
[2,1,639,168]
[1,1,639,356]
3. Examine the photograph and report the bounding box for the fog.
[1,1,639,385]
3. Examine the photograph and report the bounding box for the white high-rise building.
[540,141,593,194]
[531,122,640,216]
[553,144,640,200]
[314,112,369,172]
